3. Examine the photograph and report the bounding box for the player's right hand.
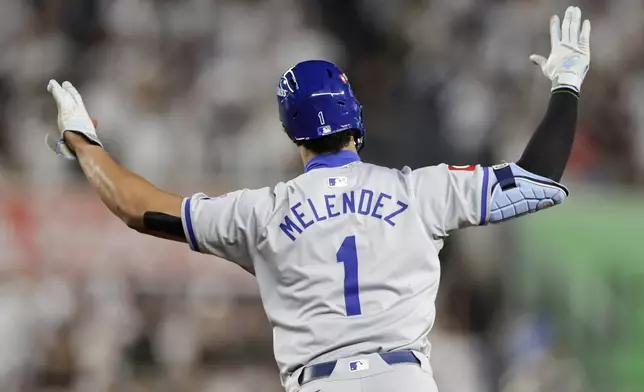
[46,80,103,160]
[530,6,591,92]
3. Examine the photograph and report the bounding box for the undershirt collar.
[304,150,361,173]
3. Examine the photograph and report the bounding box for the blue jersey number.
[336,235,362,316]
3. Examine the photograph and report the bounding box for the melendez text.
[279,189,408,241]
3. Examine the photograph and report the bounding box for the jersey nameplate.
[279,188,409,241]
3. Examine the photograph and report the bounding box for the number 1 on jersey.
[336,235,361,316]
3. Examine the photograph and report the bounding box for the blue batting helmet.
[277,60,365,151]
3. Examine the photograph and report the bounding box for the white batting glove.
[46,80,103,159]
[530,6,591,92]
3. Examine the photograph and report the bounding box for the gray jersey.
[181,161,491,385]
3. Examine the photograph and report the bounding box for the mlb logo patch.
[327,176,348,188]
[339,73,349,84]
[349,359,369,372]
[318,125,333,135]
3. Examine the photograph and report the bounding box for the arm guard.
[489,163,569,223]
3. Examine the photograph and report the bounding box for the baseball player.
[45,6,590,392]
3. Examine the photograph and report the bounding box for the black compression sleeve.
[143,212,185,237]
[516,88,579,182]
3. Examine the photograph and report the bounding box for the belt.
[298,351,420,386]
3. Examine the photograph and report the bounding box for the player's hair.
[294,129,360,155]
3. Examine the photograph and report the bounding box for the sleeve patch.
[448,165,477,171]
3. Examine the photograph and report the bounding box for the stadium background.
[0,0,643,391]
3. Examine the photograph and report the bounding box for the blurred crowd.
[1,0,643,391]
[0,265,283,392]
[2,0,644,188]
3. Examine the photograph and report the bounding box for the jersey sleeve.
[181,188,273,270]
[411,164,491,236]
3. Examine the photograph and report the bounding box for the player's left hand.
[46,80,103,160]
[530,6,591,92]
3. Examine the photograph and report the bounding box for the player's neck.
[300,144,359,171]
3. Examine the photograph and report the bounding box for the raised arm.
[519,6,590,182]
[517,88,579,182]
[485,6,590,223]
[47,80,186,242]
[411,7,591,234]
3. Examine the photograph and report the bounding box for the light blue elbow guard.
[489,163,569,223]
